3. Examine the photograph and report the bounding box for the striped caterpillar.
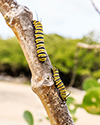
[32,20,47,63]
[52,67,70,101]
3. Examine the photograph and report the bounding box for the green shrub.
[92,70,100,79]
[0,37,27,67]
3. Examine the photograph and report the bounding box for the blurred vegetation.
[0,32,100,87]
[0,37,30,77]
[82,78,100,91]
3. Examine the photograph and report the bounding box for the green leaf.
[23,110,34,125]
[82,87,100,115]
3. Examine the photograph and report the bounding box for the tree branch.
[91,0,100,15]
[77,42,100,50]
[0,0,74,124]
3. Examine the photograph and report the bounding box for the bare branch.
[77,42,100,50]
[91,0,100,15]
[0,0,74,124]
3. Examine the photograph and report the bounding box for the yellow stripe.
[36,44,45,48]
[54,78,61,83]
[55,79,62,85]
[32,20,36,25]
[35,34,43,38]
[35,39,44,43]
[60,89,66,93]
[35,30,43,34]
[53,74,59,76]
[35,27,43,30]
[58,86,65,90]
[60,94,66,98]
[37,49,46,53]
[57,84,65,88]
[38,53,46,57]
[39,58,46,62]
[35,24,42,28]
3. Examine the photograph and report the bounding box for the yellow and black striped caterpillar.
[32,20,47,63]
[52,67,70,101]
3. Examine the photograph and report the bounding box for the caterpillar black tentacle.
[52,67,71,101]
[32,20,47,63]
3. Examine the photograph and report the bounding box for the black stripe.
[37,52,46,55]
[60,90,66,94]
[35,29,43,31]
[36,25,43,28]
[59,87,66,91]
[53,69,59,72]
[54,75,59,77]
[35,32,43,35]
[56,81,62,86]
[36,42,44,45]
[39,56,47,58]
[36,36,44,39]
[54,77,60,81]
[58,85,65,89]
[37,47,45,50]
[57,84,64,88]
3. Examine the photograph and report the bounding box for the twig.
[91,0,100,15]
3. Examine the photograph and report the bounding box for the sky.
[0,0,100,39]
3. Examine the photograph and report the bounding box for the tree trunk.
[0,0,74,124]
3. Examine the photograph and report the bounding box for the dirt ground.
[0,81,100,125]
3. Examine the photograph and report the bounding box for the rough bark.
[0,0,74,125]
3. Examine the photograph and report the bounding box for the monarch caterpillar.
[32,20,47,63]
[52,67,70,101]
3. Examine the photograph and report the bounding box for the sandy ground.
[0,81,100,125]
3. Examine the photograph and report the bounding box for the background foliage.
[0,33,100,87]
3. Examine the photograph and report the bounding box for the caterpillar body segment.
[32,20,47,63]
[52,67,70,101]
